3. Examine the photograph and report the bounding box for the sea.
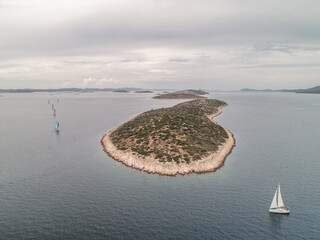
[0,91,319,240]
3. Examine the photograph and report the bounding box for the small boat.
[55,121,60,131]
[53,108,56,116]
[269,184,290,214]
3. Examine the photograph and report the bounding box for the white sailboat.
[55,121,60,131]
[269,184,290,214]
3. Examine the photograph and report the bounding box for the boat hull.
[269,207,290,214]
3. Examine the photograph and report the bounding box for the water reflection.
[268,213,289,237]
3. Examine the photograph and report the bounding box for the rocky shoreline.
[101,105,235,176]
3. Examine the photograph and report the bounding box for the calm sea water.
[0,92,319,239]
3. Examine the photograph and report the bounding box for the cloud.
[1,0,320,89]
[169,58,189,62]
[81,77,119,88]
[2,0,320,59]
[148,69,174,74]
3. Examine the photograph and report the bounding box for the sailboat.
[269,184,290,214]
[55,121,60,131]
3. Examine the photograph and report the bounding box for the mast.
[277,184,284,207]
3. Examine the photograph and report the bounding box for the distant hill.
[0,87,142,93]
[241,86,320,94]
[113,89,129,93]
[240,88,297,93]
[184,89,209,95]
[153,89,208,99]
[134,90,154,93]
[296,86,320,94]
[116,87,142,92]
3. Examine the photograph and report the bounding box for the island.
[101,98,235,176]
[0,87,142,93]
[241,85,320,94]
[296,86,320,94]
[113,89,129,93]
[153,89,209,99]
[134,90,154,93]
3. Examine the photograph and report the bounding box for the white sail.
[277,184,284,207]
[269,184,290,214]
[270,188,278,208]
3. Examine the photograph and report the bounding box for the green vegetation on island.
[110,98,228,164]
[153,89,209,99]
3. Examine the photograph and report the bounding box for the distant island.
[113,89,129,93]
[241,85,320,94]
[2,86,319,94]
[296,86,320,94]
[101,98,235,176]
[0,87,142,93]
[134,90,154,93]
[153,89,209,99]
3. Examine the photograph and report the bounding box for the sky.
[1,0,320,90]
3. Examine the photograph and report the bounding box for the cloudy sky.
[1,0,320,90]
